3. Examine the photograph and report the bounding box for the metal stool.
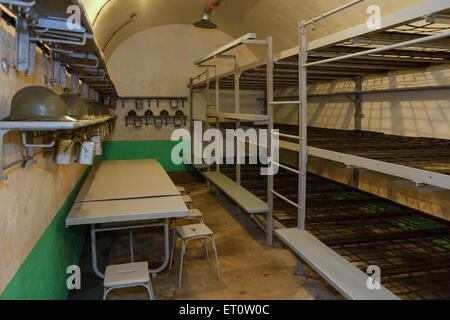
[182,195,193,209]
[103,262,154,300]
[177,186,186,195]
[186,209,203,223]
[169,223,220,288]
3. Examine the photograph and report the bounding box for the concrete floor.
[69,171,339,300]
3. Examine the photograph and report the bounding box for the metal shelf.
[206,112,269,122]
[0,116,116,131]
[0,116,116,181]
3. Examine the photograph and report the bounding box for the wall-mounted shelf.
[0,116,116,131]
[0,116,117,182]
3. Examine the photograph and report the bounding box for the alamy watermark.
[171,121,280,176]
[367,5,382,30]
[366,265,382,290]
[66,5,82,31]
[66,265,81,290]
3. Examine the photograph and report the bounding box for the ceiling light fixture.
[194,0,222,29]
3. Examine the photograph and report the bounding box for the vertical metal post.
[352,77,362,187]
[206,68,211,108]
[354,77,362,131]
[205,69,211,174]
[189,78,194,165]
[234,57,241,187]
[298,22,308,230]
[266,36,274,246]
[215,64,221,173]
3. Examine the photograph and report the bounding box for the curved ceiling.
[81,0,429,61]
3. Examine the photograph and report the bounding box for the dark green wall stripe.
[102,140,189,172]
[0,140,187,299]
[0,167,91,300]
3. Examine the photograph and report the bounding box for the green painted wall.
[102,140,190,172]
[0,167,91,300]
[0,140,188,300]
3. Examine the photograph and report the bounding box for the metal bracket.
[82,82,89,99]
[71,73,79,94]
[0,129,10,181]
[60,65,67,88]
[1,58,14,72]
[1,16,32,74]
[0,1,36,8]
[15,16,30,72]
[22,132,55,149]
[26,40,36,76]
[29,16,93,46]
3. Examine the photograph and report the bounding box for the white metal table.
[75,159,180,202]
[66,159,188,279]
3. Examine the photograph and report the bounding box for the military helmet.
[8,86,74,121]
[92,103,103,117]
[85,101,96,117]
[60,94,90,120]
[85,101,101,118]
[102,106,111,116]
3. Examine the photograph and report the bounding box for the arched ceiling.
[81,0,430,62]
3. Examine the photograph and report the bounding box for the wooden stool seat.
[176,186,186,195]
[181,195,193,208]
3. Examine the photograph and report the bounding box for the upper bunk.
[191,1,450,190]
[192,1,450,91]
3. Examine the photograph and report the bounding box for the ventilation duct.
[194,0,221,29]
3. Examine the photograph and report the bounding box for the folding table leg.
[149,221,170,275]
[169,231,178,270]
[90,225,105,279]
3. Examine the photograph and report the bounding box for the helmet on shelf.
[60,94,90,120]
[86,101,102,118]
[7,86,74,121]
[102,106,111,116]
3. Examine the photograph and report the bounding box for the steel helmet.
[85,101,101,118]
[60,94,90,120]
[102,106,111,115]
[92,103,103,117]
[8,86,74,121]
[85,101,97,118]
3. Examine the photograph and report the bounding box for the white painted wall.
[106,24,262,141]
[275,64,450,139]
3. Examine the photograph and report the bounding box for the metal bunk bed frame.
[190,0,450,300]
[190,34,273,243]
[272,0,449,300]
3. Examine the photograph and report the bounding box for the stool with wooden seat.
[181,195,193,209]
[169,223,220,288]
[176,186,186,195]
[186,209,203,223]
[103,262,154,300]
